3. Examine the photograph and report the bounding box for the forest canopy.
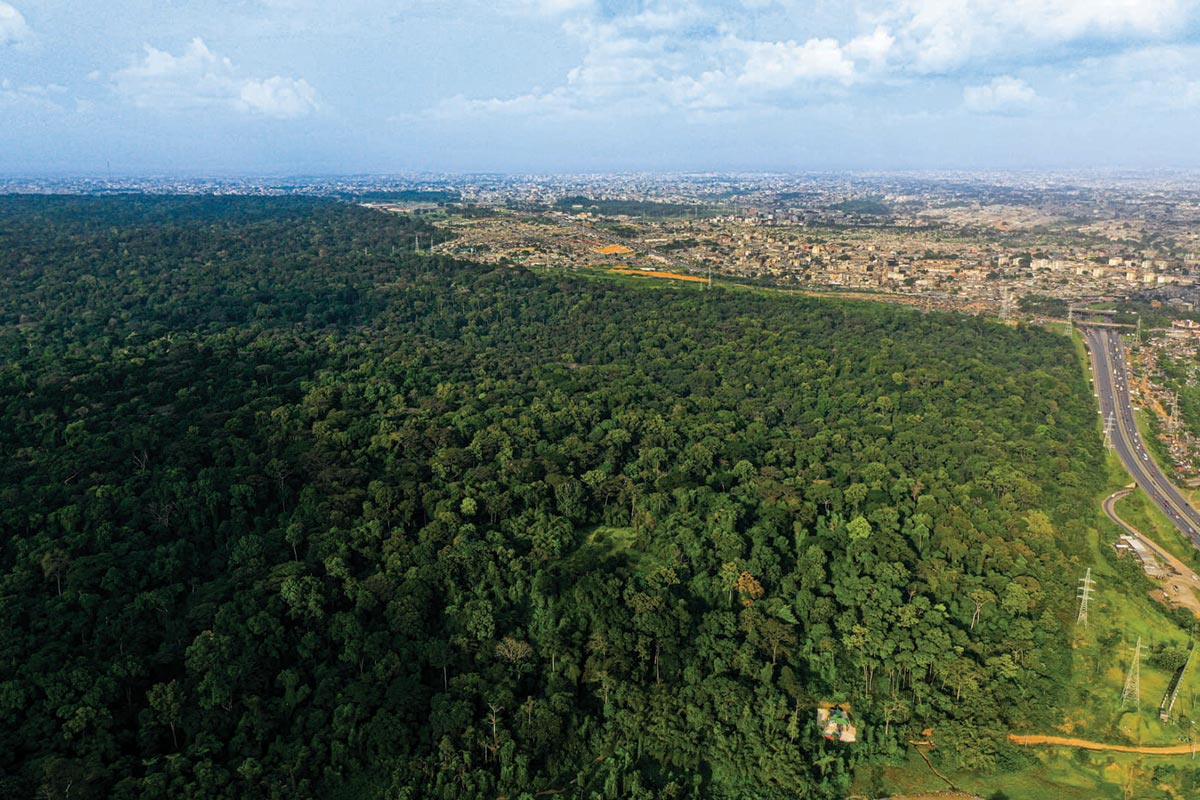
[0,196,1103,799]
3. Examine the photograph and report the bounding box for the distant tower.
[1077,568,1095,628]
[1068,306,1074,324]
[1121,637,1142,711]
[1103,415,1115,448]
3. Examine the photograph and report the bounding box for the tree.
[969,588,995,631]
[734,571,765,607]
[40,549,68,597]
[495,637,533,665]
[147,680,184,750]
[846,516,872,542]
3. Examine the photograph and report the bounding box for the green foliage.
[1017,294,1068,318]
[1148,643,1191,672]
[553,196,722,218]
[828,197,892,216]
[351,189,461,203]
[0,196,1105,799]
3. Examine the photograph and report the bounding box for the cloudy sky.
[3,0,1200,174]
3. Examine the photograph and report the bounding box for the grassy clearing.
[861,741,1200,799]
[1064,454,1200,743]
[559,525,657,576]
[1066,551,1192,746]
[582,525,637,556]
[963,749,1200,800]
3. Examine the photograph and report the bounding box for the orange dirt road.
[1008,733,1198,755]
[609,268,708,283]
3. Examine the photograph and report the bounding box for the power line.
[1121,637,1142,711]
[1077,567,1095,628]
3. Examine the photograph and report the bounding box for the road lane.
[1080,325,1200,550]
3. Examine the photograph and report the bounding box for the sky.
[3,0,1200,175]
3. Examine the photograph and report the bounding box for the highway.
[1080,325,1200,550]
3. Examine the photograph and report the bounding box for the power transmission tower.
[1077,568,1095,627]
[1068,306,1074,324]
[1104,415,1115,448]
[1121,637,1142,711]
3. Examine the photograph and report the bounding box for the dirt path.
[1102,489,1200,616]
[909,742,955,789]
[1008,733,1199,755]
[608,268,708,283]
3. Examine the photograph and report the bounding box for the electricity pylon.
[1077,568,1095,628]
[1121,637,1142,711]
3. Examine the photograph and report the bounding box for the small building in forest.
[817,704,857,743]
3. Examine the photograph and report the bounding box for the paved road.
[1101,489,1200,613]
[1080,325,1200,550]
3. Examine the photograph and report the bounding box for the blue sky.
[3,0,1200,174]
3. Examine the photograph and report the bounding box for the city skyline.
[4,1,1200,174]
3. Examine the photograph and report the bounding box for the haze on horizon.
[3,0,1200,176]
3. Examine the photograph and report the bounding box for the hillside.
[0,196,1105,799]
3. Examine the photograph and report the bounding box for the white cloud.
[0,2,31,46]
[963,75,1038,113]
[0,78,66,111]
[239,76,318,117]
[420,0,1200,123]
[434,9,880,121]
[111,37,319,118]
[505,0,593,16]
[737,38,857,90]
[1065,43,1200,111]
[845,26,895,70]
[429,88,573,119]
[877,0,1198,72]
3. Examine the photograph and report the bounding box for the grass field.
[1069,454,1200,741]
[860,718,1200,798]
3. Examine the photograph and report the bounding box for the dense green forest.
[0,196,1104,799]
